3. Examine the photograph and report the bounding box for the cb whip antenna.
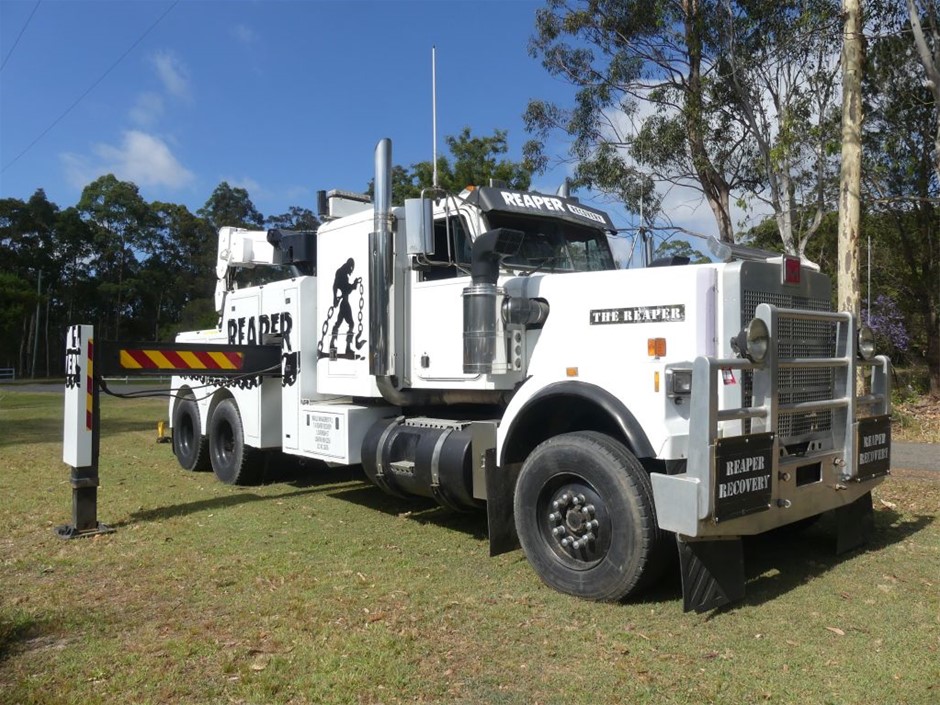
[432,45,439,189]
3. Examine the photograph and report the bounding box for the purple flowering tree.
[863,294,911,361]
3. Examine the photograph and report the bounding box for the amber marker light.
[648,338,667,357]
[654,371,660,392]
[566,367,579,377]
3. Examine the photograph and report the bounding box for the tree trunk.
[44,294,51,378]
[837,0,863,321]
[683,0,734,242]
[18,316,29,378]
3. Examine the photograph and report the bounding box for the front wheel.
[513,431,666,601]
[207,398,260,485]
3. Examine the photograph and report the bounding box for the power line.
[0,0,41,73]
[1,0,179,175]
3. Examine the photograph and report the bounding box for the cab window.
[420,215,471,280]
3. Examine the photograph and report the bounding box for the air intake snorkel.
[462,228,523,374]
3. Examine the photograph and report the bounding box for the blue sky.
[1,0,717,257]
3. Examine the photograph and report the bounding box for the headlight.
[667,369,693,397]
[745,317,770,363]
[858,325,875,361]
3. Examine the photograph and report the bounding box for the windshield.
[485,212,616,273]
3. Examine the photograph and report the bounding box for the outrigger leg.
[58,325,113,539]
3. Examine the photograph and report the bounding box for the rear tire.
[172,397,209,471]
[514,431,665,601]
[208,398,260,485]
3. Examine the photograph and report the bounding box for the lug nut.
[549,512,561,522]
[583,504,595,516]
[571,540,581,550]
[577,494,586,504]
[561,537,572,547]
[552,526,566,537]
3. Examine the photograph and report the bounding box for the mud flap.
[485,453,521,557]
[677,536,745,613]
[835,491,874,555]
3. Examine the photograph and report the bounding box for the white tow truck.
[63,139,891,611]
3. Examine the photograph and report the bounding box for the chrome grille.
[742,290,835,439]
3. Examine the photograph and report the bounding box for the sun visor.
[464,187,615,231]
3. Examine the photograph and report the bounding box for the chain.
[180,374,265,390]
[316,304,336,356]
[355,279,365,350]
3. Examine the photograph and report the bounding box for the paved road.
[890,442,938,472]
[3,382,936,471]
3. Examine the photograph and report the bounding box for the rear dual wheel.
[514,431,667,601]
[172,398,209,472]
[207,398,261,485]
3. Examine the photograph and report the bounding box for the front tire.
[513,431,665,601]
[172,397,209,471]
[207,398,260,485]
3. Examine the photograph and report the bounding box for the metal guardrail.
[0,368,15,381]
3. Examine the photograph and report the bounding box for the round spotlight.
[858,325,876,361]
[746,317,770,363]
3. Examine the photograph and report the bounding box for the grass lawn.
[1,390,937,705]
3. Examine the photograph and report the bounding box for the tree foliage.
[525,0,842,255]
[198,182,264,231]
[372,128,531,204]
[0,179,293,377]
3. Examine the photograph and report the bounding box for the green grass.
[1,390,938,704]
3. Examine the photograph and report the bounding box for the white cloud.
[128,91,165,127]
[152,50,190,99]
[223,176,266,199]
[62,131,194,190]
[231,24,258,44]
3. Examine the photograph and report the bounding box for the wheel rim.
[179,414,194,456]
[217,420,235,465]
[538,475,612,570]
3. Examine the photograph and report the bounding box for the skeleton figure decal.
[318,258,366,360]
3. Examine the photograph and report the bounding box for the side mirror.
[404,198,434,255]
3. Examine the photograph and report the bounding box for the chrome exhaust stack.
[369,138,393,376]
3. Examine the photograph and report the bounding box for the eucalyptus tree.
[864,19,940,394]
[525,0,844,254]
[525,0,756,243]
[198,182,264,231]
[717,0,843,258]
[265,206,319,231]
[906,0,940,183]
[77,175,155,339]
[369,128,531,205]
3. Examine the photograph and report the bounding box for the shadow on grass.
[0,612,41,664]
[327,484,490,542]
[113,463,370,528]
[0,416,158,448]
[711,508,935,614]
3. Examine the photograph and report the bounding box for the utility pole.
[838,0,863,331]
